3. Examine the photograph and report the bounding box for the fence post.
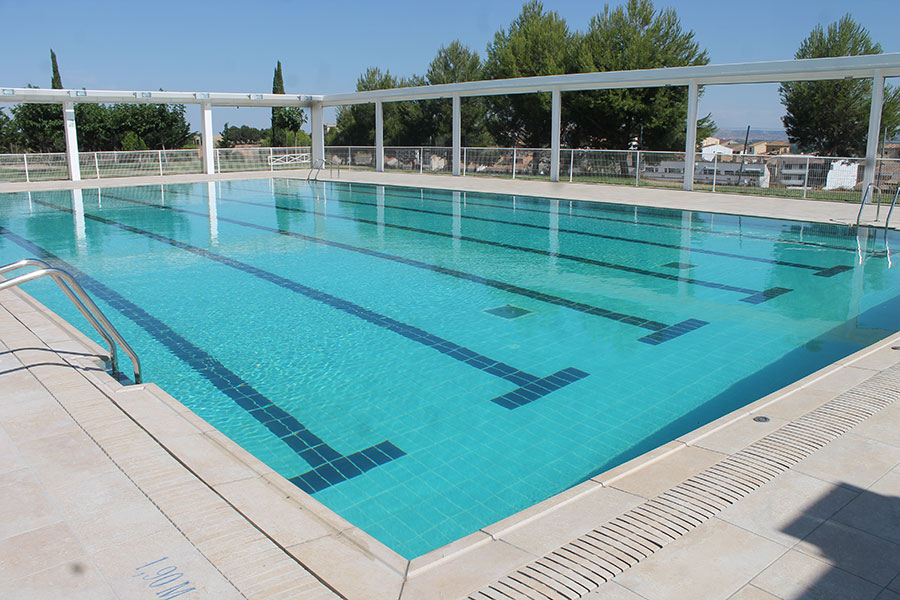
[23,154,29,183]
[512,148,517,180]
[803,156,810,199]
[712,153,718,192]
[348,147,351,168]
[420,147,424,174]
[635,150,641,187]
[463,147,467,176]
[569,150,575,183]
[94,152,100,179]
[215,148,220,174]
[158,150,164,176]
[269,147,274,171]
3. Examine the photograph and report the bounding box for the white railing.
[2,146,898,205]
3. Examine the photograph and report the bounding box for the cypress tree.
[50,49,63,89]
[271,61,285,146]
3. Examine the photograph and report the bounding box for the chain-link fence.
[3,146,897,206]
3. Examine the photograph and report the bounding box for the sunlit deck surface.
[1,172,898,599]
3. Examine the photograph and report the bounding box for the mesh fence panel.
[0,154,29,182]
[638,151,686,189]
[463,148,514,178]
[566,149,637,185]
[19,153,69,181]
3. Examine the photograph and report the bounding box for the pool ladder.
[306,158,340,182]
[0,258,141,383]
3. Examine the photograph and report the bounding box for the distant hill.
[714,128,788,143]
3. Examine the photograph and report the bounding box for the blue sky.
[2,0,899,136]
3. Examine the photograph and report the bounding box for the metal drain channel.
[468,364,900,600]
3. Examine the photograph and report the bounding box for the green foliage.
[120,131,147,151]
[270,60,308,147]
[75,103,112,151]
[218,122,269,148]
[780,14,900,156]
[327,68,429,145]
[106,103,192,149]
[425,41,493,146]
[483,1,574,147]
[50,49,63,89]
[11,88,65,153]
[567,0,714,150]
[0,108,21,152]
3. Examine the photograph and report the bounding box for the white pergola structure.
[3,52,899,196]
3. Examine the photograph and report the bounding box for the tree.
[424,41,493,146]
[0,108,20,152]
[50,49,63,89]
[780,14,900,157]
[567,0,714,150]
[327,67,429,146]
[107,103,192,149]
[483,1,574,147]
[270,61,307,147]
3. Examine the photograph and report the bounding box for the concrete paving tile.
[0,425,27,474]
[689,413,788,455]
[214,476,334,547]
[582,581,648,599]
[752,549,881,600]
[113,386,203,439]
[832,470,900,545]
[289,534,407,600]
[0,468,62,539]
[851,404,900,448]
[15,428,120,486]
[1,559,116,600]
[806,366,879,395]
[90,527,244,599]
[0,396,79,443]
[608,445,727,499]
[717,470,858,548]
[891,571,900,592]
[613,518,786,600]
[876,589,900,600]
[0,521,87,580]
[795,520,900,587]
[793,434,900,490]
[852,346,900,371]
[497,485,645,557]
[726,585,782,599]
[161,433,258,486]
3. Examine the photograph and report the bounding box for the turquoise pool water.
[1,178,899,558]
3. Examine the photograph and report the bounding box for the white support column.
[550,88,561,182]
[375,100,384,172]
[62,102,81,181]
[310,102,325,167]
[200,103,215,175]
[683,80,699,191]
[452,94,461,176]
[862,70,885,199]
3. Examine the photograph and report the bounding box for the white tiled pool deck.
[1,172,899,599]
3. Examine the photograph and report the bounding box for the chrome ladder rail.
[0,258,141,383]
[885,186,900,233]
[306,158,326,182]
[857,183,878,228]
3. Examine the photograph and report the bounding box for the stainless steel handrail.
[306,158,326,182]
[857,183,878,227]
[0,259,141,383]
[885,186,900,233]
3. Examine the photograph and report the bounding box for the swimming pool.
[1,178,898,558]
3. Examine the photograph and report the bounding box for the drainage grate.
[468,363,900,599]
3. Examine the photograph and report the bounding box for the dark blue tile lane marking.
[101,191,707,344]
[218,191,790,304]
[302,180,862,255]
[485,305,532,319]
[740,287,792,305]
[267,184,845,277]
[0,225,402,495]
[30,199,590,410]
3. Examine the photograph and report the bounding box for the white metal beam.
[550,88,561,182]
[862,70,885,198]
[375,100,384,172]
[200,103,215,175]
[310,102,325,167]
[318,53,900,107]
[0,88,321,107]
[452,95,461,176]
[683,80,699,191]
[61,102,80,181]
